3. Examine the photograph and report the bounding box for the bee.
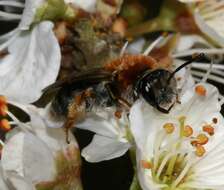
[44,52,203,143]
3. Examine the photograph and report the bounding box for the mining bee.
[44,51,203,143]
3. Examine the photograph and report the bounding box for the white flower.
[0,21,61,103]
[0,0,68,103]
[0,100,82,190]
[77,107,131,162]
[130,83,224,189]
[177,0,224,47]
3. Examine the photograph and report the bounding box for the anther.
[141,160,153,169]
[203,125,214,136]
[114,111,122,119]
[0,96,7,105]
[212,118,218,124]
[0,104,8,116]
[163,123,175,134]
[0,119,11,132]
[196,134,209,145]
[195,145,206,157]
[183,125,193,137]
[195,85,206,96]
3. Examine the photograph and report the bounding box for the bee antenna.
[167,53,205,83]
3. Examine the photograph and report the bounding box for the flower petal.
[0,162,10,190]
[1,132,55,184]
[82,134,130,162]
[76,108,121,138]
[19,0,44,30]
[0,21,61,103]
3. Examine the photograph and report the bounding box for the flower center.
[141,115,217,190]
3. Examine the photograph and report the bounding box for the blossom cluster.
[0,0,223,190]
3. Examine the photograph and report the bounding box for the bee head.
[134,69,177,113]
[134,53,204,113]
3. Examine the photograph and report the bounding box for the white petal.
[4,172,35,190]
[0,162,10,190]
[76,108,121,138]
[176,35,211,52]
[0,21,61,103]
[172,83,221,128]
[194,11,224,47]
[82,134,130,162]
[18,0,44,30]
[130,100,162,154]
[26,105,78,154]
[1,132,55,184]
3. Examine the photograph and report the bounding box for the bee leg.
[64,94,85,144]
[105,83,131,109]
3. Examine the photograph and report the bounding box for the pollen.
[195,85,206,96]
[212,118,218,124]
[163,123,175,134]
[196,134,209,145]
[0,96,7,105]
[114,111,122,119]
[195,145,206,157]
[183,125,193,137]
[0,119,11,132]
[141,160,153,169]
[0,104,8,116]
[203,125,214,136]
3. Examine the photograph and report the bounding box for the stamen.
[0,139,4,147]
[0,95,7,105]
[183,125,193,137]
[120,41,129,56]
[163,123,175,134]
[196,134,209,145]
[0,119,11,132]
[201,60,213,83]
[212,117,218,124]
[172,48,224,58]
[114,111,122,119]
[143,33,169,56]
[171,157,193,188]
[195,145,206,157]
[6,111,29,133]
[195,85,206,96]
[203,125,214,136]
[156,153,174,179]
[0,104,8,116]
[141,160,153,169]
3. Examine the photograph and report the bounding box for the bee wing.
[42,69,113,93]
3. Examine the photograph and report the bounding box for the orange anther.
[195,85,206,96]
[195,145,206,157]
[196,134,209,145]
[203,125,214,136]
[0,119,11,132]
[163,123,175,134]
[0,104,8,116]
[114,111,122,119]
[212,118,218,124]
[141,160,152,169]
[0,96,7,105]
[183,125,193,137]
